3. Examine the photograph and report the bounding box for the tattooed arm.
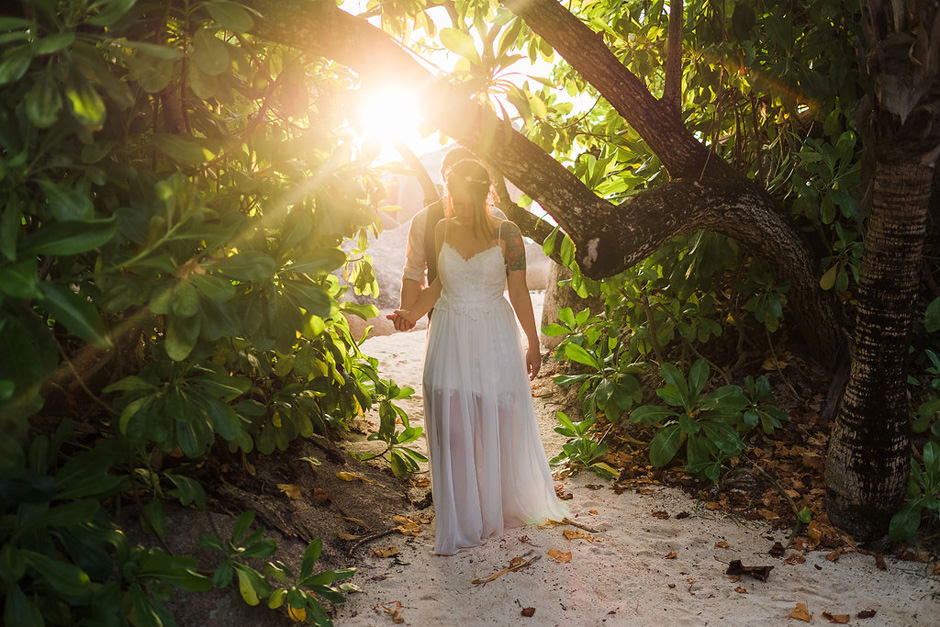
[502,221,541,379]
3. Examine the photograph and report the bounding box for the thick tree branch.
[502,0,733,180]
[662,0,683,118]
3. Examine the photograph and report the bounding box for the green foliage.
[356,378,428,478]
[200,514,356,625]
[545,307,643,422]
[0,422,213,626]
[889,440,940,542]
[630,360,787,482]
[911,349,940,438]
[549,411,618,478]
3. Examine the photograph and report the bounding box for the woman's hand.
[386,311,416,331]
[525,345,541,380]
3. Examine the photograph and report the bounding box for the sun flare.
[356,86,424,146]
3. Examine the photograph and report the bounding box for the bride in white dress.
[390,159,568,555]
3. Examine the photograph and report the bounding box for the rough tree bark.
[824,0,940,540]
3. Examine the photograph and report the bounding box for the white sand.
[337,294,938,626]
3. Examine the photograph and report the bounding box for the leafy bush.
[549,411,618,478]
[356,377,428,478]
[889,440,940,542]
[630,360,787,482]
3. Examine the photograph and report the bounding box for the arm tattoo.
[501,222,526,272]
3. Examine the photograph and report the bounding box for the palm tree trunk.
[825,161,930,540]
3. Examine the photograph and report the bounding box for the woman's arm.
[389,219,447,325]
[503,221,541,379]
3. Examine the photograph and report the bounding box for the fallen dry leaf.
[473,552,541,585]
[337,532,361,540]
[375,601,405,624]
[704,501,721,511]
[562,529,595,542]
[412,477,430,488]
[826,547,844,562]
[588,509,599,515]
[312,487,332,504]
[769,542,786,558]
[548,549,572,563]
[934,562,940,576]
[784,553,806,565]
[807,520,823,548]
[277,483,301,499]
[857,609,877,619]
[714,540,730,549]
[822,611,850,624]
[874,553,887,570]
[554,484,573,500]
[789,602,813,622]
[520,607,535,617]
[726,560,773,582]
[664,551,678,559]
[652,510,670,519]
[372,546,399,558]
[337,471,373,483]
[757,508,780,520]
[727,575,741,583]
[735,586,747,594]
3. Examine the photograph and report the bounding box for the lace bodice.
[434,242,507,318]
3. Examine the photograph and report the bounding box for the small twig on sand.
[561,517,599,533]
[751,464,802,538]
[348,528,397,556]
[472,550,541,586]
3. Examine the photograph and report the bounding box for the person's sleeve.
[402,211,428,285]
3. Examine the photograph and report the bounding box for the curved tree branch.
[662,0,684,118]
[502,0,733,180]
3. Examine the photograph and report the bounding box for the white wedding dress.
[423,232,568,555]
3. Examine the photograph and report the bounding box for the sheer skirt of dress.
[423,242,568,556]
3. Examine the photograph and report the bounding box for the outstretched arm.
[503,222,541,379]
[389,219,447,327]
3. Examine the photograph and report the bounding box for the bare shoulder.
[497,219,522,239]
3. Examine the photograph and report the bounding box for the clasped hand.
[387,310,417,331]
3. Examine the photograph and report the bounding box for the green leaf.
[284,281,331,317]
[166,313,200,361]
[203,397,243,441]
[22,551,92,597]
[25,71,63,128]
[143,499,168,538]
[167,473,206,509]
[192,274,235,302]
[37,32,75,55]
[1,198,22,261]
[192,27,230,76]
[39,282,111,348]
[660,363,689,406]
[235,565,267,605]
[171,281,200,317]
[286,248,347,274]
[0,260,40,299]
[541,323,569,336]
[151,133,211,166]
[65,78,106,127]
[630,404,675,425]
[205,1,255,32]
[217,251,277,281]
[0,46,32,86]
[103,375,156,394]
[21,217,117,255]
[925,298,940,333]
[212,561,234,588]
[440,28,481,64]
[701,421,744,455]
[3,584,43,627]
[300,538,322,578]
[232,510,255,543]
[87,0,137,26]
[688,359,709,397]
[564,343,599,370]
[888,500,923,541]
[37,179,94,221]
[649,424,682,467]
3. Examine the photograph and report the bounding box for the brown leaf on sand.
[336,471,374,483]
[520,607,536,617]
[664,551,678,559]
[822,611,850,624]
[563,529,595,542]
[554,484,573,500]
[857,609,877,619]
[769,542,786,558]
[652,510,670,519]
[757,508,780,520]
[589,509,599,515]
[789,603,813,622]
[548,549,572,563]
[826,547,844,562]
[784,553,806,565]
[375,601,405,624]
[714,541,730,549]
[372,546,399,558]
[726,560,773,582]
[807,520,823,548]
[734,586,747,594]
[277,483,301,499]
[312,487,333,504]
[393,515,422,537]
[705,501,721,510]
[934,561,940,576]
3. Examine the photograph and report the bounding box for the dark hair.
[445,159,494,239]
[441,146,475,174]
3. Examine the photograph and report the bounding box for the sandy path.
[337,294,938,626]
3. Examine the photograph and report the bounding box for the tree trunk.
[825,161,930,539]
[539,262,604,350]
